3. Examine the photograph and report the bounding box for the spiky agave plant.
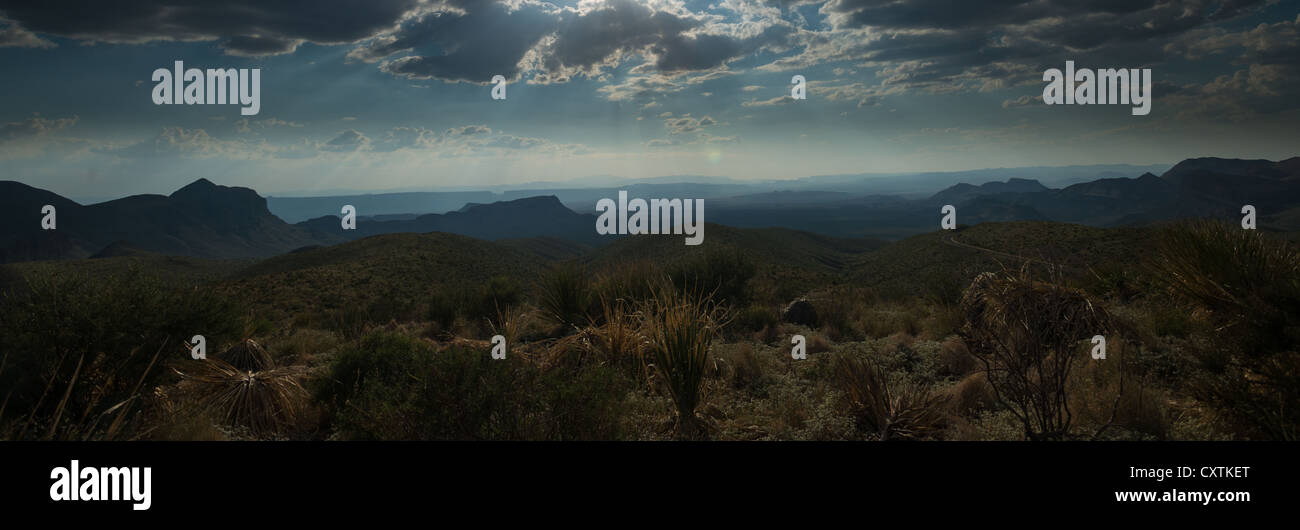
[177,359,306,437]
[643,289,727,440]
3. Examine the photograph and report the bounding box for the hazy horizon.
[32,160,1188,204]
[1,1,1297,200]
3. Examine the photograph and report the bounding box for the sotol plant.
[643,289,728,440]
[1149,220,1300,440]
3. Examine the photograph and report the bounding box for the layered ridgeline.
[944,157,1300,228]
[705,157,1300,238]
[1,156,1297,263]
[297,195,610,246]
[0,178,340,263]
[0,181,610,263]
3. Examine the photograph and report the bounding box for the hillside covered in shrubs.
[1,220,1296,441]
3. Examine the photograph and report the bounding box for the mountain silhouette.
[2,157,1298,264]
[0,178,339,263]
[297,195,610,245]
[929,178,1049,205]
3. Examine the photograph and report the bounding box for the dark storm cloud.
[819,0,1261,32]
[0,0,420,55]
[356,1,559,83]
[544,0,793,75]
[771,0,1274,95]
[357,0,794,83]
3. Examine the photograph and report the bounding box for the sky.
[0,0,1297,200]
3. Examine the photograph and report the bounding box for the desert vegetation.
[0,220,1294,441]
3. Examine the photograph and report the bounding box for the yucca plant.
[835,356,946,440]
[176,358,306,437]
[216,339,273,372]
[643,289,727,440]
[538,262,594,332]
[1149,220,1300,439]
[487,303,529,347]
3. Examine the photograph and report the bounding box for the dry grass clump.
[947,371,996,417]
[835,356,947,440]
[807,334,832,354]
[217,338,273,372]
[1069,343,1169,440]
[547,295,648,375]
[174,357,307,437]
[935,337,978,377]
[714,343,765,391]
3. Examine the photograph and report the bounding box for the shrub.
[732,303,779,334]
[426,288,460,330]
[1069,341,1169,440]
[426,276,524,334]
[315,331,626,440]
[716,343,765,391]
[593,260,666,308]
[959,268,1113,440]
[0,268,240,440]
[935,337,978,378]
[667,248,756,306]
[948,372,996,417]
[1149,220,1300,439]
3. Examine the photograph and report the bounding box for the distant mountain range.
[262,164,1171,223]
[296,195,612,246]
[0,178,334,263]
[1,157,1295,263]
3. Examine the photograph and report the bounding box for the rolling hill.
[221,232,544,321]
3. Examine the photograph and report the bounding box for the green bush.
[667,248,756,307]
[315,331,626,440]
[0,268,240,439]
[1149,221,1300,440]
[426,275,523,331]
[732,303,779,333]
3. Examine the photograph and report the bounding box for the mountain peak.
[1161,157,1285,182]
[929,178,1047,203]
[455,195,570,215]
[172,178,218,196]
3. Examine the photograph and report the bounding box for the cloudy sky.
[1,0,1297,200]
